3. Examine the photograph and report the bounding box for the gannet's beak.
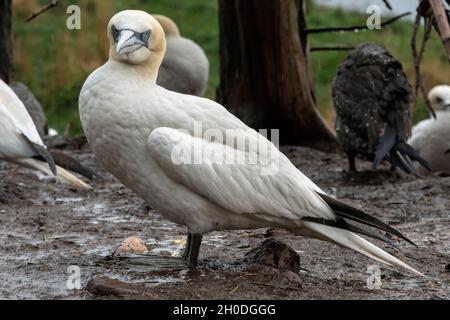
[116,30,148,55]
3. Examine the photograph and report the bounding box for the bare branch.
[411,13,436,119]
[429,0,450,62]
[25,0,58,22]
[306,12,411,34]
[310,46,355,52]
[383,0,393,11]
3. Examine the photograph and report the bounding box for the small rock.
[244,238,300,274]
[86,276,157,298]
[115,237,148,255]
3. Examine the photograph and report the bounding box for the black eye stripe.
[111,25,120,41]
[111,26,151,44]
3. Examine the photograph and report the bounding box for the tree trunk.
[217,0,337,152]
[0,0,12,84]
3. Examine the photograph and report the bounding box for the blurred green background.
[11,0,450,136]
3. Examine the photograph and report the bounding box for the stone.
[244,238,300,273]
[115,237,149,255]
[86,276,157,298]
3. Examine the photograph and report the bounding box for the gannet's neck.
[108,58,160,83]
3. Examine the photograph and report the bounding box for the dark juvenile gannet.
[154,14,209,97]
[79,11,423,276]
[0,79,91,190]
[333,43,430,174]
[409,85,450,175]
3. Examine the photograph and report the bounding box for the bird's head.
[108,10,166,72]
[428,85,450,112]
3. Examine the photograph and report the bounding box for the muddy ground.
[0,137,449,300]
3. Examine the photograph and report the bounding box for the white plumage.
[0,79,91,190]
[79,10,423,276]
[155,15,209,96]
[409,85,450,175]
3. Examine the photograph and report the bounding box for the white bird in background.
[155,14,209,96]
[0,79,91,190]
[409,85,450,175]
[79,10,423,276]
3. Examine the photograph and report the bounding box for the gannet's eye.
[111,25,120,42]
[436,97,444,104]
[140,30,151,45]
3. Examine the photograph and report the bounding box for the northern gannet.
[154,14,209,97]
[79,11,423,276]
[0,79,91,190]
[333,43,430,174]
[409,85,450,175]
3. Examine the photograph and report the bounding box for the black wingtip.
[396,143,432,173]
[317,193,417,247]
[390,149,413,174]
[21,133,57,175]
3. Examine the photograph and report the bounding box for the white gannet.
[154,14,209,97]
[79,10,423,276]
[0,79,91,190]
[409,85,450,175]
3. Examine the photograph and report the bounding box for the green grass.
[11,0,450,136]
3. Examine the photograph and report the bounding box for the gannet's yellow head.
[108,10,166,70]
[153,15,181,37]
[428,85,450,111]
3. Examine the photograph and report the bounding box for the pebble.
[115,237,149,255]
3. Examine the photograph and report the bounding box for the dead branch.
[310,46,355,52]
[383,0,393,11]
[429,0,450,62]
[25,0,58,22]
[411,13,436,118]
[306,12,411,34]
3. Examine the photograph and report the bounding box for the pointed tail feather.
[302,221,425,277]
[303,216,400,250]
[15,159,93,190]
[50,151,98,180]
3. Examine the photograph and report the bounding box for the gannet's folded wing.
[0,100,45,161]
[147,128,424,276]
[0,79,43,147]
[147,127,336,222]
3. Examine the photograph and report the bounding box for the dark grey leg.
[118,231,203,270]
[348,155,357,172]
[183,232,193,259]
[184,232,203,267]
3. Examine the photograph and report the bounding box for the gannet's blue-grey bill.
[112,26,151,55]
